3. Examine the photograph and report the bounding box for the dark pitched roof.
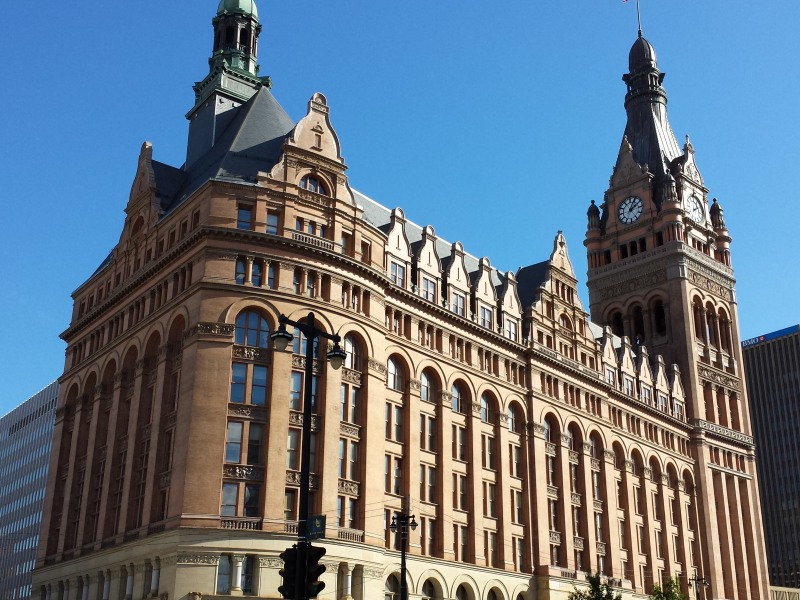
[515,261,550,308]
[169,87,295,210]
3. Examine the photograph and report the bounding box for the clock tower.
[585,32,769,599]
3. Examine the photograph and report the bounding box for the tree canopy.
[567,573,622,600]
[649,577,688,600]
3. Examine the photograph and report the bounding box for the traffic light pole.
[273,313,344,600]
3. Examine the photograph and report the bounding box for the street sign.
[307,515,326,540]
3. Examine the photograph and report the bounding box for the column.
[739,471,769,600]
[580,444,597,574]
[361,358,390,547]
[75,386,103,548]
[245,257,254,285]
[557,433,574,568]
[496,413,513,570]
[103,572,111,600]
[468,405,484,564]
[727,476,747,600]
[319,353,343,536]
[439,390,455,561]
[405,378,422,556]
[150,560,161,597]
[658,475,676,578]
[601,450,621,579]
[117,360,146,535]
[125,566,134,600]
[141,345,169,525]
[231,555,245,595]
[711,471,734,600]
[81,577,90,600]
[530,423,551,574]
[56,400,86,554]
[263,343,293,528]
[623,461,643,591]
[342,564,354,600]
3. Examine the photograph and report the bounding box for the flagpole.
[637,0,642,36]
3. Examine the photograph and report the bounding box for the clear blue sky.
[1,1,797,414]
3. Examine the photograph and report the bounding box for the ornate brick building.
[33,2,768,600]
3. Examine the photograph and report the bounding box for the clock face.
[687,195,705,222]
[618,196,644,224]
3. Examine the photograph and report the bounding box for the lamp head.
[409,515,418,531]
[389,515,397,532]
[327,341,347,370]
[271,321,293,352]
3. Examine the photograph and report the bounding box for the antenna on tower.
[637,0,643,36]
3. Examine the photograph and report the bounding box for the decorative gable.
[414,225,442,303]
[385,208,412,290]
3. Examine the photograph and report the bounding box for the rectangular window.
[428,466,436,503]
[487,483,496,517]
[514,537,524,572]
[349,441,358,480]
[480,306,493,329]
[225,422,243,463]
[624,377,634,397]
[221,483,238,516]
[266,211,279,234]
[247,424,264,465]
[641,386,652,405]
[390,262,406,287]
[230,363,247,403]
[422,277,436,301]
[459,475,468,510]
[595,513,604,542]
[638,524,645,552]
[513,489,523,523]
[393,457,402,495]
[394,404,403,441]
[290,372,303,410]
[251,365,268,406]
[452,292,466,317]
[460,525,468,561]
[243,484,259,517]
[284,490,297,520]
[287,429,300,470]
[237,205,253,230]
[505,318,518,342]
[605,368,616,386]
[295,217,303,231]
[338,439,346,478]
[510,444,521,477]
[482,434,495,469]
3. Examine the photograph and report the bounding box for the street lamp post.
[389,502,417,600]
[689,573,710,600]
[272,312,346,600]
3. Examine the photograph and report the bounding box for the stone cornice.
[690,418,754,447]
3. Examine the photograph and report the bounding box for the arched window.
[654,300,667,337]
[487,591,499,600]
[385,575,400,600]
[456,585,469,600]
[387,358,403,391]
[452,383,464,413]
[507,404,521,433]
[343,335,361,370]
[559,314,572,330]
[421,371,432,403]
[543,417,552,442]
[480,393,491,423]
[300,175,328,196]
[610,312,624,337]
[235,310,270,348]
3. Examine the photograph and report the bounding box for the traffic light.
[278,545,298,599]
[306,543,327,599]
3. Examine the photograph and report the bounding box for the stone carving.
[569,451,579,464]
[342,368,362,385]
[177,554,219,565]
[286,471,301,485]
[532,423,546,437]
[363,568,384,579]
[259,557,283,568]
[340,422,360,438]
[593,500,603,512]
[549,530,561,544]
[160,471,171,489]
[661,473,671,486]
[141,424,151,441]
[603,449,616,462]
[323,562,339,573]
[591,458,601,471]
[690,418,754,446]
[439,391,452,406]
[471,402,482,415]
[367,358,387,374]
[547,485,558,499]
[409,379,421,391]
[571,492,581,505]
[288,411,320,430]
[545,442,557,456]
[598,270,667,301]
[338,479,360,495]
[689,269,729,299]
[560,433,571,447]
[624,460,634,473]
[228,405,267,420]
[223,465,264,480]
[643,467,653,479]
[188,594,203,600]
[596,541,607,555]
[195,322,235,336]
[573,536,584,551]
[233,346,271,361]
[697,365,740,391]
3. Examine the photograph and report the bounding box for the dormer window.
[390,262,406,288]
[299,175,328,196]
[452,292,466,317]
[480,306,493,329]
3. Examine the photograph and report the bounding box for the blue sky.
[1,1,797,414]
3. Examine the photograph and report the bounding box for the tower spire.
[636,0,642,38]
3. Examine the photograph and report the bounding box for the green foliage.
[649,577,688,600]
[568,573,622,600]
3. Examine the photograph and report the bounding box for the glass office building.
[0,382,58,600]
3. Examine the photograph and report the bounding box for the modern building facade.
[34,2,769,600]
[1,381,58,600]
[742,325,800,588]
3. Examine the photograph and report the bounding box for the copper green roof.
[217,0,258,20]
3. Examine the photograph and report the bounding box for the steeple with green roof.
[186,0,272,168]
